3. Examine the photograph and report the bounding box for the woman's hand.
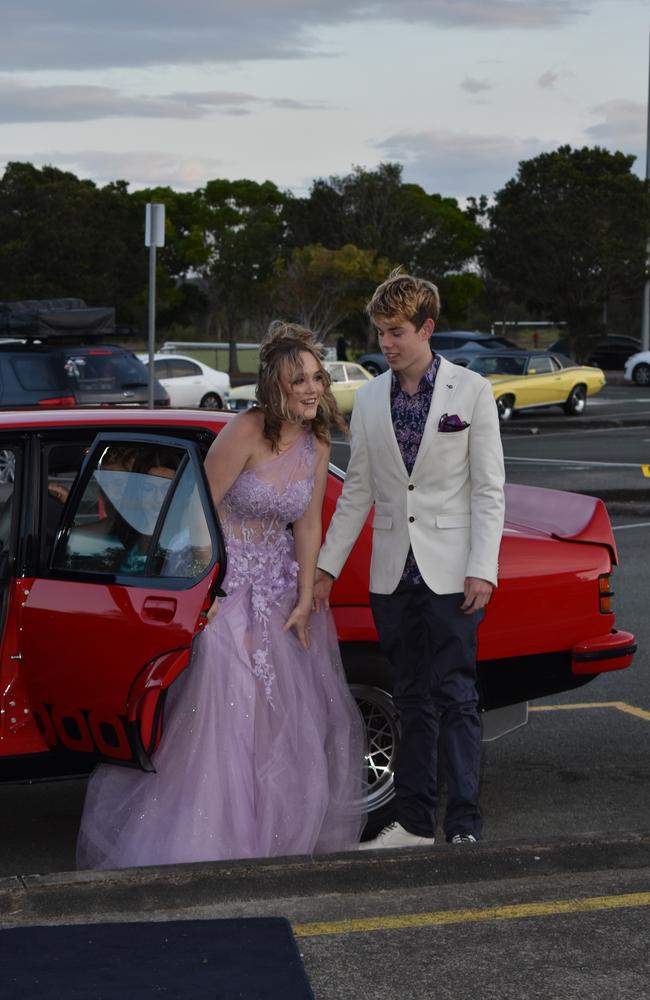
[283,601,312,650]
[206,596,219,623]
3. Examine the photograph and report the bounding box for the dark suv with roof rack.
[0,298,169,410]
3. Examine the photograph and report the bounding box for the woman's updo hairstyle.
[255,320,347,451]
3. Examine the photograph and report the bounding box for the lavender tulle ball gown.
[77,431,367,869]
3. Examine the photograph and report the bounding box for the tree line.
[0,147,647,366]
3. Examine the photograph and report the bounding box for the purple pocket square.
[438,413,470,432]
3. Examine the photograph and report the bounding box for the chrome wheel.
[496,395,514,422]
[0,450,16,484]
[633,363,650,387]
[564,385,586,416]
[199,392,222,409]
[350,683,400,813]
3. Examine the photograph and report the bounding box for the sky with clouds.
[1,0,648,202]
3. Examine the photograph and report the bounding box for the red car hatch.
[19,433,225,770]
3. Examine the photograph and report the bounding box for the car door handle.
[142,597,178,623]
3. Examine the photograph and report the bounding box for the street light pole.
[144,203,166,408]
[641,26,650,352]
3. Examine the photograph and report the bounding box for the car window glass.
[0,446,17,557]
[53,443,213,580]
[62,350,148,391]
[168,359,200,378]
[42,443,88,561]
[327,363,346,382]
[153,463,213,579]
[343,364,360,380]
[153,359,170,378]
[11,356,60,392]
[529,356,553,374]
[433,336,463,349]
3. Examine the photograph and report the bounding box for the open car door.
[20,432,226,770]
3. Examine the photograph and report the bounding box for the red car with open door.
[0,409,636,836]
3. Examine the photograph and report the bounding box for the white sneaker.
[450,833,478,844]
[359,822,435,850]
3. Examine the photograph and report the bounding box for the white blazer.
[318,355,505,595]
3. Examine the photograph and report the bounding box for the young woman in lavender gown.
[77,322,367,869]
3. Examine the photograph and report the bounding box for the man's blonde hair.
[366,268,440,328]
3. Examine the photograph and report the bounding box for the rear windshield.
[61,349,148,392]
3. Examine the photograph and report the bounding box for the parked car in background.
[225,361,373,415]
[137,353,230,409]
[358,331,520,375]
[466,351,606,421]
[623,350,650,387]
[0,341,169,411]
[551,335,641,370]
[0,409,636,833]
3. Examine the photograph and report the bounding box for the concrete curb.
[2,831,650,927]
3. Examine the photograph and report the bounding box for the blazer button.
[409,515,415,523]
[408,484,414,491]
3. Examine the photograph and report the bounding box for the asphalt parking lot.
[1,382,649,998]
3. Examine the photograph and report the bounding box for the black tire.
[633,363,650,387]
[496,395,514,422]
[199,392,223,409]
[364,361,384,377]
[341,644,399,839]
[563,384,587,416]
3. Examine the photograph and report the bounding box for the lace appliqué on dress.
[217,432,315,707]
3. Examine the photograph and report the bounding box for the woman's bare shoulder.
[215,409,263,444]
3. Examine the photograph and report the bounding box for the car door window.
[42,442,88,563]
[52,441,215,582]
[11,356,60,391]
[153,359,170,378]
[168,359,201,378]
[528,356,553,375]
[327,364,346,383]
[0,444,19,626]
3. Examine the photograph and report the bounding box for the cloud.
[0,1,591,71]
[585,99,646,148]
[2,151,224,190]
[0,80,326,124]
[374,128,549,199]
[460,77,492,94]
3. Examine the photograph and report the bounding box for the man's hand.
[313,568,334,612]
[461,577,493,614]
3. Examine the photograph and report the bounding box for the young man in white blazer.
[314,272,505,849]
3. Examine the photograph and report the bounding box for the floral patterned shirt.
[390,353,440,586]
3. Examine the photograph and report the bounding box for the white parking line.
[612,522,650,531]
[505,457,642,468]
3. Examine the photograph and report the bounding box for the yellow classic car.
[224,361,373,415]
[466,351,606,421]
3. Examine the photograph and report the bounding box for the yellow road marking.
[292,891,650,938]
[641,464,650,478]
[529,701,650,722]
